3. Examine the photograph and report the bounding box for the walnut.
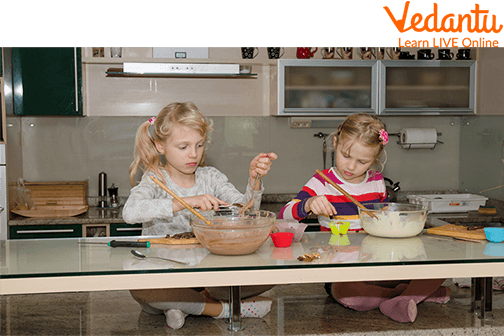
[297,253,321,262]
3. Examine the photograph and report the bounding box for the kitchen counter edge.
[8,207,126,225]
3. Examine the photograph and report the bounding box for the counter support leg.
[228,285,244,331]
[471,277,493,319]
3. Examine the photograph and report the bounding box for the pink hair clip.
[149,117,156,125]
[379,129,389,145]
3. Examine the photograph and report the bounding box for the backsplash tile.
[7,115,504,202]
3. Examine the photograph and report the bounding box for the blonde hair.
[331,113,387,172]
[129,102,214,186]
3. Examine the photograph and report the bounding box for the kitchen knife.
[79,240,151,248]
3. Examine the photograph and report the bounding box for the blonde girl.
[279,113,388,231]
[123,102,277,329]
[124,102,277,236]
[279,113,449,323]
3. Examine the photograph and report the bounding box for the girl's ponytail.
[129,121,161,186]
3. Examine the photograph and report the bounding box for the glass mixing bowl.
[190,210,276,255]
[358,203,428,238]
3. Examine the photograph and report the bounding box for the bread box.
[11,181,88,218]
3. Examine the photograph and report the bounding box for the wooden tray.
[138,237,200,245]
[426,224,486,240]
[11,205,89,218]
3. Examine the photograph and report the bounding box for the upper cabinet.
[475,48,504,115]
[12,48,83,116]
[277,60,378,116]
[276,59,477,116]
[379,60,477,116]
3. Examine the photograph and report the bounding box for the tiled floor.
[2,280,504,335]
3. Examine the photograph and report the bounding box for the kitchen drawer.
[10,224,82,239]
[110,223,142,236]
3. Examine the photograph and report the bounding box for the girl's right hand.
[175,194,229,212]
[305,195,337,217]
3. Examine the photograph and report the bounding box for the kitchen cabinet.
[276,59,476,116]
[12,47,83,116]
[9,223,142,239]
[475,48,504,115]
[82,53,269,117]
[277,59,379,116]
[1,78,5,143]
[379,60,477,115]
[110,223,142,236]
[9,224,83,239]
[83,223,142,237]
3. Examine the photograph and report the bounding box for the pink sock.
[334,283,409,312]
[424,286,451,304]
[379,298,417,323]
[338,296,388,311]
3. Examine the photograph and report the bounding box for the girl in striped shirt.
[279,113,388,231]
[279,113,449,323]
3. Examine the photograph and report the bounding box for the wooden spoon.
[315,169,378,219]
[239,174,261,216]
[150,176,213,226]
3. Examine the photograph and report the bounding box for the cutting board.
[138,237,200,245]
[426,224,486,240]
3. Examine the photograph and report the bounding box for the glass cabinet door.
[277,60,378,116]
[379,60,476,115]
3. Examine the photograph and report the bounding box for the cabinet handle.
[17,229,74,234]
[74,47,78,112]
[115,227,142,232]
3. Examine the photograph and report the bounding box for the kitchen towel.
[400,128,437,149]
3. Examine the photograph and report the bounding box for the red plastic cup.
[270,232,294,248]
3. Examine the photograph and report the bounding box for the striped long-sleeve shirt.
[279,168,388,231]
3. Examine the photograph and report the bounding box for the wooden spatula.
[316,169,378,219]
[150,176,213,226]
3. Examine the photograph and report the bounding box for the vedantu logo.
[383,1,502,47]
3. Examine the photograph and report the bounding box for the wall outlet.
[290,119,312,128]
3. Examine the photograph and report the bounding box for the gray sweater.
[122,167,263,236]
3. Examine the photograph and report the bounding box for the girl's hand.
[305,195,337,217]
[249,152,278,182]
[174,195,228,212]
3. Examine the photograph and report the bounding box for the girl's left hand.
[249,152,278,184]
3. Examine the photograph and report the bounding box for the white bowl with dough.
[358,203,427,238]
